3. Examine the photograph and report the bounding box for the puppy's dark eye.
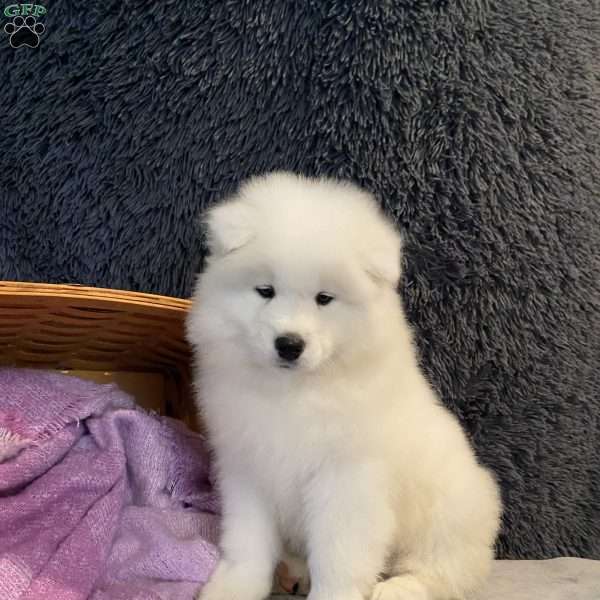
[255,285,275,299]
[315,292,334,306]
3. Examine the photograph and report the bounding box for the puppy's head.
[188,172,402,374]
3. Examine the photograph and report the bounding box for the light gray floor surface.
[270,558,600,600]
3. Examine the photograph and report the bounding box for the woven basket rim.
[0,281,191,311]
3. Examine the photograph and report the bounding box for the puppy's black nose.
[275,334,305,362]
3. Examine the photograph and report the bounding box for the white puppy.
[186,172,501,600]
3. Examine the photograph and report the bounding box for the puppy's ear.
[204,199,254,259]
[362,226,403,287]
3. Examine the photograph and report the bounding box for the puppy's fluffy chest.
[206,378,389,540]
[210,378,363,463]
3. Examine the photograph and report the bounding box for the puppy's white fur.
[187,172,501,600]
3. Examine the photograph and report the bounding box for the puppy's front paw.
[195,560,271,600]
[371,576,430,600]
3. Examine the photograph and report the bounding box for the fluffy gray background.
[1,1,599,558]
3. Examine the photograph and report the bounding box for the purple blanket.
[0,369,220,600]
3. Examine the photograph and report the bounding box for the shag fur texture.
[0,1,599,558]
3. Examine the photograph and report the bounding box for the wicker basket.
[0,281,198,429]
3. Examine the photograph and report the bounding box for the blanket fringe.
[0,426,31,463]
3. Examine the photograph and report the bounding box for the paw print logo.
[4,15,45,48]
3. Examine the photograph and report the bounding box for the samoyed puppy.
[186,172,501,600]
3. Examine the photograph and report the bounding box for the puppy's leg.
[197,473,280,600]
[370,544,494,600]
[372,488,498,600]
[304,460,395,600]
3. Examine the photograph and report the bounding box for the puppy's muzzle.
[275,334,305,363]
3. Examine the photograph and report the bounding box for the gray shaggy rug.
[1,1,599,559]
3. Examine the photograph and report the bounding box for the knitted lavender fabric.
[0,369,220,600]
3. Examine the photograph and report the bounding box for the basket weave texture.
[0,281,196,426]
